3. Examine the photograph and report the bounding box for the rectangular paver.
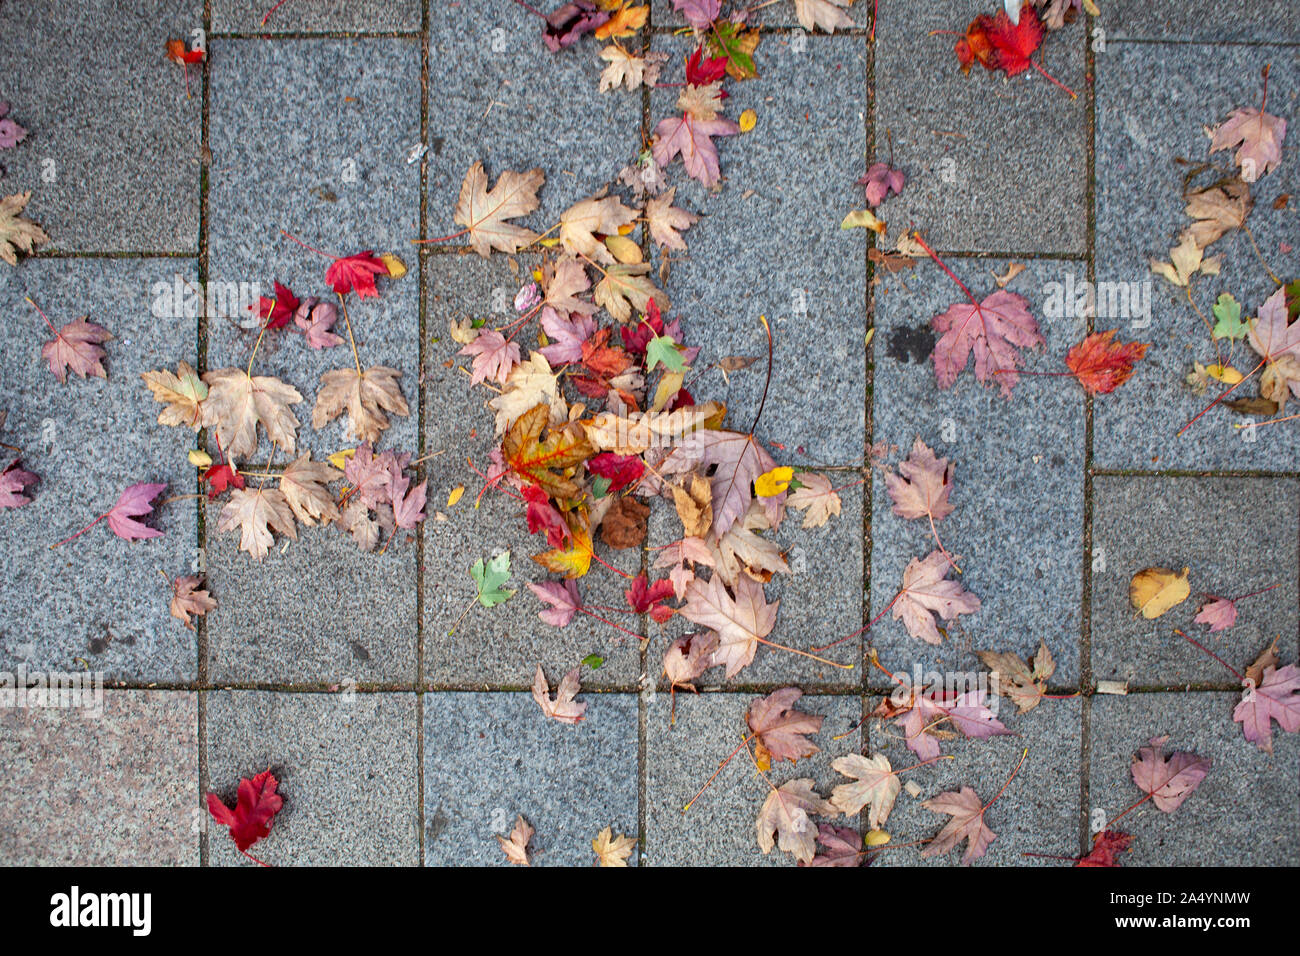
[1090,475,1299,687]
[423,690,638,866]
[0,259,200,683]
[213,0,422,34]
[205,690,419,865]
[1100,0,1300,43]
[0,691,198,865]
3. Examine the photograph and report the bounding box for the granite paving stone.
[644,691,861,866]
[423,690,638,866]
[1088,692,1300,866]
[875,0,1087,254]
[0,691,198,865]
[0,1,202,252]
[206,690,419,865]
[870,258,1086,687]
[1090,475,1299,687]
[207,37,423,464]
[869,698,1082,866]
[648,34,868,465]
[422,252,643,690]
[648,479,865,689]
[0,259,200,683]
[1099,0,1300,43]
[426,4,643,236]
[212,0,422,34]
[1095,44,1300,470]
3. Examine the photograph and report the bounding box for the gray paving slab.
[0,1,202,252]
[0,691,198,865]
[202,500,418,684]
[647,479,865,688]
[212,0,422,34]
[1100,1,1300,43]
[0,259,200,683]
[869,697,1082,866]
[1095,44,1300,470]
[423,690,638,865]
[644,691,861,866]
[1088,692,1300,866]
[205,689,419,865]
[648,33,868,465]
[1090,475,1299,687]
[207,37,422,464]
[425,4,642,238]
[874,0,1087,254]
[421,251,644,690]
[870,258,1085,686]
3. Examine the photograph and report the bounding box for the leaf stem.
[50,513,106,549]
[337,292,363,376]
[683,732,755,812]
[1173,627,1244,681]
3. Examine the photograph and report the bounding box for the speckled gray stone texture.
[423,691,638,865]
[425,4,642,235]
[0,260,200,682]
[1090,476,1299,687]
[0,1,202,252]
[207,37,422,464]
[1094,45,1300,470]
[421,252,644,689]
[1088,692,1300,865]
[1100,0,1300,42]
[644,692,861,866]
[648,34,869,464]
[212,0,422,34]
[875,0,1087,254]
[0,691,198,865]
[870,258,1085,687]
[646,480,865,689]
[869,698,1082,866]
[205,690,419,865]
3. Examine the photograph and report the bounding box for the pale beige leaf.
[453,161,544,258]
[312,366,409,444]
[279,453,342,526]
[202,368,303,461]
[218,486,297,560]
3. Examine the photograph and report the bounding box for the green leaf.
[470,551,515,607]
[581,654,605,670]
[645,335,686,373]
[1285,279,1300,322]
[591,475,612,500]
[1212,292,1251,341]
[707,21,758,80]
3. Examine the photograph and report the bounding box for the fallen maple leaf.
[755,778,835,864]
[1234,660,1300,753]
[858,161,905,207]
[543,1,609,51]
[978,640,1055,713]
[207,771,282,867]
[894,549,981,645]
[489,353,564,435]
[312,366,409,444]
[0,101,28,150]
[830,754,900,830]
[885,437,955,541]
[1211,96,1286,183]
[793,0,854,33]
[219,486,297,560]
[0,192,49,265]
[523,484,571,549]
[1151,233,1221,288]
[801,824,867,867]
[459,328,521,387]
[1128,566,1190,619]
[41,317,111,384]
[931,289,1044,397]
[325,251,388,298]
[1076,829,1134,867]
[1194,596,1237,632]
[599,45,666,92]
[279,453,342,527]
[1130,736,1211,812]
[955,4,1043,77]
[1065,330,1149,395]
[652,113,740,188]
[746,688,823,767]
[678,574,777,677]
[253,280,299,329]
[1248,287,1300,402]
[202,368,303,460]
[922,786,997,864]
[170,574,217,629]
[662,630,718,691]
[532,663,587,724]
[293,299,344,349]
[694,429,778,537]
[625,572,675,623]
[785,472,842,528]
[559,193,638,266]
[1183,178,1252,248]
[529,579,582,627]
[498,815,533,865]
[593,826,636,866]
[453,162,544,257]
[671,0,720,29]
[0,459,37,508]
[594,3,647,39]
[532,512,595,579]
[504,403,594,501]
[142,362,207,429]
[645,187,698,251]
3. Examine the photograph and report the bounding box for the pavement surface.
[1,0,1297,867]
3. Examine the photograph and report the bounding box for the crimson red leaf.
[325,251,388,298]
[207,769,283,854]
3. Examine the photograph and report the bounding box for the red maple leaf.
[1065,330,1149,394]
[587,452,645,492]
[325,251,389,298]
[206,769,283,864]
[686,45,728,87]
[255,280,300,330]
[201,462,245,499]
[522,483,571,549]
[625,572,675,623]
[165,39,204,65]
[1076,829,1134,867]
[955,4,1042,78]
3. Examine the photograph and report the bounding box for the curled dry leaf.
[532,663,587,724]
[170,574,217,629]
[663,630,718,689]
[0,459,37,508]
[978,640,1055,713]
[498,815,533,866]
[1128,566,1190,619]
[559,193,638,265]
[671,474,714,538]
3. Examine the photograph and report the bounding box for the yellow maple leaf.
[755,466,794,498]
[532,514,594,579]
[594,4,648,39]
